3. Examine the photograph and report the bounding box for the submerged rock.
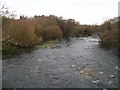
[115,67,118,69]
[110,75,115,78]
[80,71,84,74]
[92,80,100,84]
[103,88,107,90]
[72,65,75,67]
[38,59,44,62]
[108,81,112,85]
[99,72,104,74]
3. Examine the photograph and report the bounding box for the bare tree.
[0,0,16,17]
[0,1,9,16]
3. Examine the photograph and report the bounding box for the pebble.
[44,58,47,60]
[72,65,75,67]
[79,37,83,40]
[103,88,107,90]
[92,80,100,84]
[83,63,87,65]
[110,51,112,53]
[66,44,70,47]
[115,67,118,69]
[47,47,50,49]
[80,71,84,74]
[68,46,71,48]
[108,81,112,84]
[83,63,90,66]
[99,72,104,74]
[110,75,115,78]
[38,59,44,62]
[72,58,75,60]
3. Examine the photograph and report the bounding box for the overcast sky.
[3,0,119,25]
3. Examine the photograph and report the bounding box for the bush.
[2,19,42,47]
[100,21,118,49]
[42,25,63,40]
[33,16,63,41]
[56,18,78,37]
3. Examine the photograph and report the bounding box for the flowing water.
[2,37,118,88]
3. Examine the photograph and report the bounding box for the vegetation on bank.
[99,17,119,51]
[2,15,120,56]
[2,40,59,59]
[2,15,95,48]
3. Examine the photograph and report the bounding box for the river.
[2,37,118,88]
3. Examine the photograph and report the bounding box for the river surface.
[2,37,118,88]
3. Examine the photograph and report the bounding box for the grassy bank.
[2,45,24,59]
[35,40,59,49]
[2,40,59,59]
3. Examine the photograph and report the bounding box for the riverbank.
[2,36,118,60]
[2,40,60,59]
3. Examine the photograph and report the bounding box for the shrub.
[100,21,118,49]
[42,25,63,40]
[56,18,78,37]
[33,16,63,41]
[2,19,42,47]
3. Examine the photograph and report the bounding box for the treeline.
[2,15,119,51]
[2,15,97,48]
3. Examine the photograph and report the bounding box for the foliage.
[100,19,118,49]
[56,18,78,37]
[42,25,63,40]
[4,15,118,50]
[2,19,42,47]
[33,16,63,41]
